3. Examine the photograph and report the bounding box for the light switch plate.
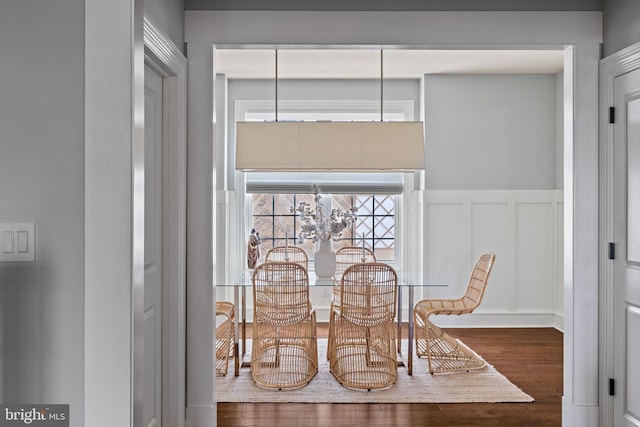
[0,222,35,261]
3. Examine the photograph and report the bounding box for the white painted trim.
[185,11,602,46]
[144,15,187,77]
[562,44,601,427]
[85,0,144,426]
[598,39,640,427]
[186,42,216,427]
[143,15,188,427]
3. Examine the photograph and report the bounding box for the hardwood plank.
[217,326,562,427]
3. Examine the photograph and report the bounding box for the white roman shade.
[235,121,425,172]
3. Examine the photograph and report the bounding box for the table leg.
[242,285,246,357]
[233,285,240,376]
[397,286,403,354]
[408,287,414,375]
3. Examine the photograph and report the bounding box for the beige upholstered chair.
[414,253,496,374]
[251,261,318,389]
[215,301,235,376]
[328,262,398,390]
[335,246,376,276]
[265,245,309,271]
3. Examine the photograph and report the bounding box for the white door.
[613,67,640,427]
[144,64,164,427]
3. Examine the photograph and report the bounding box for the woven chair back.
[335,246,376,276]
[339,262,397,327]
[265,245,309,271]
[252,261,311,325]
[460,253,496,311]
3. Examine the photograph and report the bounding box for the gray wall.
[228,76,559,191]
[0,2,184,426]
[424,74,559,190]
[603,0,640,57]
[146,0,185,50]
[0,0,85,422]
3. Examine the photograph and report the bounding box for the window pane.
[374,216,395,239]
[355,195,373,214]
[274,216,294,239]
[332,194,355,212]
[374,195,395,215]
[295,193,315,206]
[274,193,294,215]
[252,216,273,239]
[252,194,273,215]
[356,217,373,237]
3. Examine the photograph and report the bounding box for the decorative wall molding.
[143,16,187,77]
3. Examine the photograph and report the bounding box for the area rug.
[216,339,534,403]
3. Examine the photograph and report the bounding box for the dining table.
[218,267,447,376]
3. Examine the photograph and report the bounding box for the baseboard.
[185,405,214,427]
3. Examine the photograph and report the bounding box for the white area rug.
[216,339,534,403]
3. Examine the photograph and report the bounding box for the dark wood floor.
[217,325,563,427]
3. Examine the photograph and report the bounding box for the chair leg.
[425,319,485,374]
[327,304,334,360]
[215,310,234,376]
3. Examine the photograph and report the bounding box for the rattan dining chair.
[265,245,309,271]
[215,301,235,376]
[335,246,376,276]
[251,261,318,389]
[413,253,496,374]
[327,246,377,359]
[328,262,398,390]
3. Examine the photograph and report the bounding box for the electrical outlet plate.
[0,222,35,262]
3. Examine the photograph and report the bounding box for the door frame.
[186,10,602,427]
[143,15,188,427]
[599,39,640,427]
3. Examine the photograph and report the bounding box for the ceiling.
[215,49,565,79]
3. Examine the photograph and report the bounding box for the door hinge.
[609,242,616,260]
[609,378,615,396]
[609,106,615,124]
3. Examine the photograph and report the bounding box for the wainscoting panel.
[424,202,465,299]
[515,202,554,312]
[471,202,509,313]
[423,190,563,328]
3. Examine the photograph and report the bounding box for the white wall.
[0,0,85,421]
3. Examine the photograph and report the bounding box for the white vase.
[314,239,336,278]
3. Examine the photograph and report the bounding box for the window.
[251,193,396,262]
